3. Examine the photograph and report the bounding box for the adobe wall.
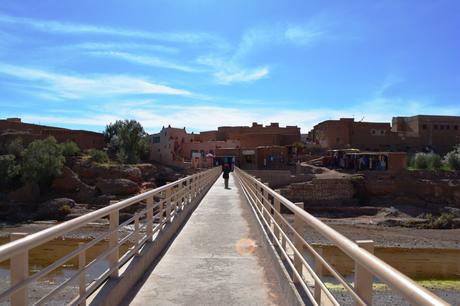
[363,171,460,207]
[246,170,311,189]
[311,116,460,154]
[279,178,355,203]
[0,120,105,150]
[193,130,218,142]
[217,123,301,145]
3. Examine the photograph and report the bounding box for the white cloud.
[54,42,180,54]
[214,67,269,84]
[234,23,326,59]
[89,51,198,72]
[18,95,460,135]
[194,22,326,84]
[0,13,227,47]
[0,63,194,99]
[375,74,404,96]
[196,53,270,85]
[284,25,324,45]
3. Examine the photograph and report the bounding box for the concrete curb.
[87,178,217,306]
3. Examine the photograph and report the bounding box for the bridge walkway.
[126,173,285,305]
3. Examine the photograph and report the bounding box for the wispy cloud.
[0,63,194,99]
[0,13,228,47]
[214,67,269,84]
[235,22,326,58]
[196,21,326,84]
[375,74,404,96]
[53,42,180,54]
[284,24,325,45]
[89,51,198,72]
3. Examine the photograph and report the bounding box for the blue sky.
[0,0,459,133]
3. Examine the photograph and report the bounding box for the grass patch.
[325,279,460,291]
[415,279,460,290]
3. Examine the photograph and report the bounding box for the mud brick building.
[194,122,301,147]
[150,122,301,169]
[310,115,460,154]
[0,118,105,150]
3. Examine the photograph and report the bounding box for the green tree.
[103,120,150,163]
[60,141,81,157]
[427,153,442,170]
[413,153,429,169]
[0,154,21,188]
[444,145,460,170]
[5,137,24,158]
[88,149,109,163]
[21,137,65,186]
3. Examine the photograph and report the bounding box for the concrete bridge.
[0,167,450,305]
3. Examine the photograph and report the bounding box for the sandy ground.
[306,218,460,249]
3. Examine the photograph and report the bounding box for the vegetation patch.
[417,213,455,229]
[408,145,460,171]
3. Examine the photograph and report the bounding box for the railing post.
[293,202,304,284]
[256,179,263,211]
[262,183,270,224]
[165,188,172,222]
[134,213,140,255]
[109,210,119,278]
[314,246,324,304]
[78,242,86,306]
[146,196,154,239]
[189,178,193,201]
[273,190,281,242]
[172,186,177,217]
[10,233,28,306]
[355,240,375,305]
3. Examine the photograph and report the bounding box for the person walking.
[222,163,230,189]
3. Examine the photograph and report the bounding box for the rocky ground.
[0,158,185,223]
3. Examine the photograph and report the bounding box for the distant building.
[193,122,301,147]
[149,126,192,168]
[150,122,301,169]
[310,115,460,154]
[0,118,105,150]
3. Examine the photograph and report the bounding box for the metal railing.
[234,167,450,306]
[0,166,221,306]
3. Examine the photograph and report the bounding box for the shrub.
[21,137,65,186]
[5,137,24,157]
[103,120,150,164]
[427,153,442,170]
[60,141,80,157]
[59,204,72,216]
[0,154,21,188]
[88,149,109,163]
[444,145,460,170]
[419,213,455,229]
[413,153,429,169]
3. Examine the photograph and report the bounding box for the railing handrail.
[235,167,449,306]
[0,169,214,263]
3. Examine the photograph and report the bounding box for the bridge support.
[355,240,374,305]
